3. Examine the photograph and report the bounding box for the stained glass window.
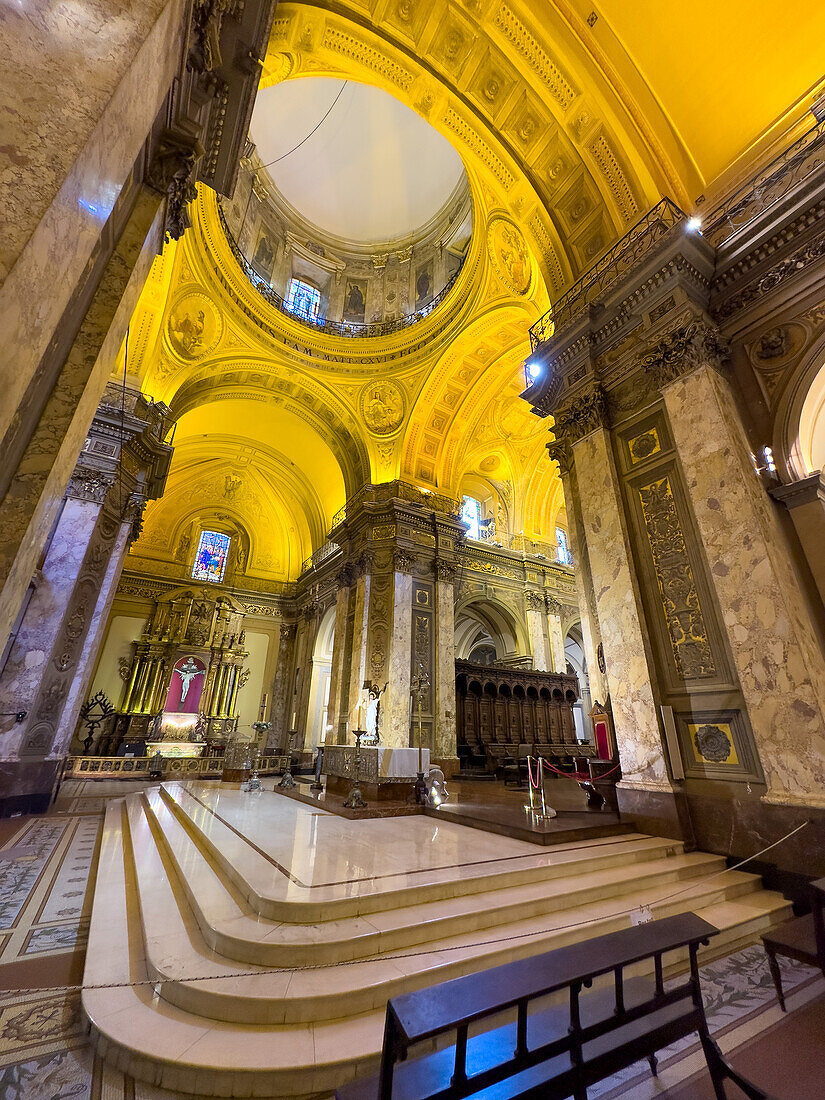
[556,527,573,565]
[192,530,231,583]
[286,279,321,321]
[460,496,482,541]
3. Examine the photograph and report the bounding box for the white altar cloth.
[377,747,430,778]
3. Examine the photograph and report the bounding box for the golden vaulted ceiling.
[122,0,825,585]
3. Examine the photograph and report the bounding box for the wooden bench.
[336,913,771,1100]
[762,876,825,1010]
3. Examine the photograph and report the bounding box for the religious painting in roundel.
[167,292,223,360]
[360,380,405,436]
[164,655,207,713]
[487,217,531,296]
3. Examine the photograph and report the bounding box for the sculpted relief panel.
[360,380,405,436]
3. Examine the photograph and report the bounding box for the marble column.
[294,609,320,751]
[572,426,670,791]
[0,469,135,810]
[343,567,371,742]
[57,517,133,754]
[326,569,352,744]
[433,566,458,767]
[269,624,296,753]
[546,601,567,674]
[770,473,825,614]
[525,592,551,671]
[383,570,413,748]
[550,443,608,704]
[662,362,825,807]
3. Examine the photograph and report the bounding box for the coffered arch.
[266,0,673,291]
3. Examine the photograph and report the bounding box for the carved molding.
[641,318,729,388]
[393,547,417,574]
[66,465,116,504]
[433,558,459,583]
[146,135,200,242]
[546,437,573,477]
[553,385,609,444]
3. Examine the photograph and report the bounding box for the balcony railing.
[300,540,339,575]
[331,482,460,529]
[529,197,687,349]
[219,203,464,339]
[702,117,825,248]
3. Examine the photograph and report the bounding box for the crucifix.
[410,664,430,805]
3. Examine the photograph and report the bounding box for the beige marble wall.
[434,577,457,760]
[572,428,669,788]
[0,0,184,440]
[548,613,566,674]
[0,192,164,653]
[664,364,825,807]
[384,572,413,748]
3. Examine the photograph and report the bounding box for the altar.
[323,745,431,801]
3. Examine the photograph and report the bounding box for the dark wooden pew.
[336,913,771,1100]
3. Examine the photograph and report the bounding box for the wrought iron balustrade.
[301,540,340,574]
[529,197,687,349]
[330,482,460,530]
[702,118,825,248]
[219,203,464,339]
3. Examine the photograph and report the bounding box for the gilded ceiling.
[121,0,825,586]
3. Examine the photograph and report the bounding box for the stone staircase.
[83,782,792,1099]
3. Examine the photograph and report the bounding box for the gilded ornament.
[627,427,661,464]
[637,476,716,680]
[487,217,531,296]
[692,723,734,764]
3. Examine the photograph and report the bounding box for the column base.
[431,756,460,779]
[0,758,63,817]
[615,782,695,845]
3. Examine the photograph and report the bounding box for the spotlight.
[762,445,777,475]
[686,216,702,234]
[524,357,543,385]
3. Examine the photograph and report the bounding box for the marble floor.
[0,778,817,1098]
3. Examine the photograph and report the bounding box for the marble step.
[157,782,688,922]
[86,801,793,1099]
[128,793,772,1025]
[140,788,691,965]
